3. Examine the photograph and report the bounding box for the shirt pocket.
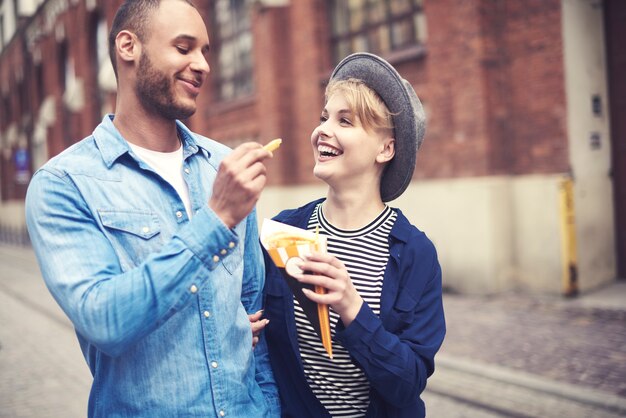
[98,209,162,269]
[389,291,418,330]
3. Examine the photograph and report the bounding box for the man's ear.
[376,137,395,163]
[115,30,140,65]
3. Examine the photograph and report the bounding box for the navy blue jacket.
[263,199,446,417]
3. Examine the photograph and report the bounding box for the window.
[328,0,426,63]
[58,40,68,90]
[2,94,11,123]
[0,13,5,49]
[210,0,254,102]
[17,80,28,116]
[87,12,108,117]
[95,16,109,68]
[34,63,44,105]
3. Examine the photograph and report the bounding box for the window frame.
[209,0,255,103]
[327,0,426,65]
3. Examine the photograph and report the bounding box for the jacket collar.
[93,114,208,168]
[389,208,411,244]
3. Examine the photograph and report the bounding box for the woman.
[262,53,446,418]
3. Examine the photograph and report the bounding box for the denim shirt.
[25,115,280,418]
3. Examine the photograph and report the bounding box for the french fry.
[263,138,282,152]
[314,226,333,358]
[316,289,332,358]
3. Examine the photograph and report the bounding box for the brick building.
[0,0,623,294]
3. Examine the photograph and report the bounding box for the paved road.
[0,245,91,417]
[1,244,625,417]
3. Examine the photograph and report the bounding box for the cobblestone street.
[440,290,626,397]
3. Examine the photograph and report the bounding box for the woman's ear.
[115,30,140,65]
[376,137,395,163]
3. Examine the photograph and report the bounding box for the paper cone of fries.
[261,219,333,358]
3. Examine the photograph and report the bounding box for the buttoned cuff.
[177,206,239,269]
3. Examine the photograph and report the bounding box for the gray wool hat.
[330,52,426,202]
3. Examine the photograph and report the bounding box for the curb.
[435,353,626,415]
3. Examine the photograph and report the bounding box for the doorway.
[605,0,626,278]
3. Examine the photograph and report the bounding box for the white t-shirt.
[128,142,192,217]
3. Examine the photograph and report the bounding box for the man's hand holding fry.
[210,139,282,229]
[210,143,272,229]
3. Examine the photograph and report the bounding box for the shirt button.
[219,411,225,417]
[228,242,235,249]
[213,255,220,263]
[203,310,211,318]
[190,285,198,293]
[220,249,227,255]
[184,168,190,174]
[211,361,218,368]
[176,211,183,218]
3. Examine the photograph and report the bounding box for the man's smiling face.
[135,0,210,120]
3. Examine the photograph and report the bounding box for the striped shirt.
[294,202,397,417]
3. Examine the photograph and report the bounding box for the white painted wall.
[259,174,568,295]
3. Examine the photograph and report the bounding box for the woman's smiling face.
[310,91,393,190]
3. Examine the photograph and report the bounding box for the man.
[25,0,279,416]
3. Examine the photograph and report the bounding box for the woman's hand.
[290,251,363,327]
[248,310,269,349]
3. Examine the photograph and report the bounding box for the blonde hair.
[325,78,394,136]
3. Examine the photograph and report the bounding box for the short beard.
[135,52,196,120]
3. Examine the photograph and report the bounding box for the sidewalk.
[0,244,91,418]
[440,284,626,396]
[1,243,625,417]
[429,283,626,417]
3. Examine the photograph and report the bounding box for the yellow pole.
[558,177,578,297]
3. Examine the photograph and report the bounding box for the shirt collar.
[175,119,204,158]
[93,114,206,168]
[279,197,411,244]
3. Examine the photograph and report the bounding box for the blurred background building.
[0,0,623,295]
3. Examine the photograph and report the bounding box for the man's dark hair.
[108,0,196,78]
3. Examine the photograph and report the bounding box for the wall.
[259,174,566,295]
[255,0,617,295]
[561,0,616,292]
